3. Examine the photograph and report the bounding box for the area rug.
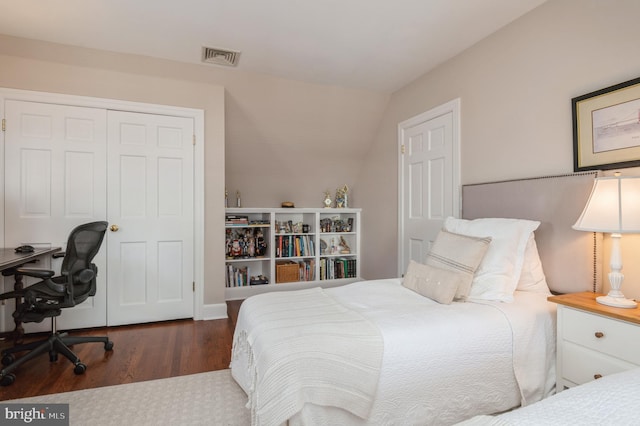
[7,369,250,426]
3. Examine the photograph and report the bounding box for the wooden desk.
[0,247,61,342]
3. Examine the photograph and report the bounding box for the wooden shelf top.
[548,292,640,325]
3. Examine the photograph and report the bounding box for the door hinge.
[2,118,5,132]
[401,144,405,154]
[192,281,195,292]
[192,135,196,146]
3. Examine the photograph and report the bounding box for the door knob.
[110,224,119,232]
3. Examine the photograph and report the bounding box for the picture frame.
[572,76,640,171]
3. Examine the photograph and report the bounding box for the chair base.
[0,331,113,386]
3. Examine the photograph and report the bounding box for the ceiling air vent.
[201,46,240,67]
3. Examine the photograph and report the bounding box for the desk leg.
[12,274,25,344]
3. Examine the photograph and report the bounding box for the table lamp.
[573,174,640,308]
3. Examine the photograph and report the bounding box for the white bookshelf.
[224,207,361,300]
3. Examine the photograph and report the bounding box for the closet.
[1,92,202,331]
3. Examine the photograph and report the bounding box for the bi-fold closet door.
[3,99,195,331]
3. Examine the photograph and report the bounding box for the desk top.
[0,247,61,270]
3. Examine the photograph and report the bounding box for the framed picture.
[572,76,640,171]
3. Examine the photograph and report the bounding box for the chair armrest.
[15,267,55,279]
[76,269,95,284]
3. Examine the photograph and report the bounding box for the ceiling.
[0,0,547,92]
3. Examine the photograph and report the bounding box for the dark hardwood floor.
[0,300,243,401]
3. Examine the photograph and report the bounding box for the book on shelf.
[319,257,357,280]
[225,264,250,287]
[295,259,315,281]
[275,235,315,258]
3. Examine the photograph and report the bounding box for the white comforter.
[458,368,640,425]
[232,286,383,426]
[231,278,556,425]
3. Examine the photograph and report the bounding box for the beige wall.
[0,34,389,308]
[226,79,388,208]
[357,0,640,300]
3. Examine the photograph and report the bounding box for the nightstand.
[548,292,640,391]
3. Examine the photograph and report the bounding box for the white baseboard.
[200,303,228,320]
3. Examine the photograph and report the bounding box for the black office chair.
[0,221,113,386]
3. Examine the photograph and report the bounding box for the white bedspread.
[231,278,556,425]
[231,286,384,426]
[458,368,640,425]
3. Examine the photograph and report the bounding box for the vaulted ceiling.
[0,0,547,92]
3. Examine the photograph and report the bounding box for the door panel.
[3,100,196,331]
[106,110,194,326]
[4,100,107,331]
[399,102,459,276]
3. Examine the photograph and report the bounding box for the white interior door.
[106,110,194,326]
[3,99,108,331]
[398,99,460,276]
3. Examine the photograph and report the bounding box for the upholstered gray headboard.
[462,172,602,294]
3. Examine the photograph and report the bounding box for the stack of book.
[225,215,249,226]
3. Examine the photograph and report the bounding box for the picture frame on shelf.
[573,76,640,171]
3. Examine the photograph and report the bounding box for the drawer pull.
[595,331,604,338]
[594,374,603,380]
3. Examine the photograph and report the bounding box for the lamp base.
[596,295,637,309]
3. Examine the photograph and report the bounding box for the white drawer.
[562,307,640,364]
[562,341,638,385]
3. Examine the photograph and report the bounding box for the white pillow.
[516,233,551,294]
[444,217,540,302]
[424,229,492,300]
[402,260,461,304]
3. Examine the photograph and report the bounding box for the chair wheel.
[104,341,114,351]
[74,363,87,375]
[0,373,16,386]
[1,354,15,366]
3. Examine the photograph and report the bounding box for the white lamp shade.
[573,175,640,233]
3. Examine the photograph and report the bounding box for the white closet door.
[106,110,194,326]
[4,100,108,330]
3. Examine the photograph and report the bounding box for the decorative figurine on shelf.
[339,236,351,254]
[225,229,233,258]
[230,239,242,257]
[342,184,349,208]
[320,239,328,255]
[323,190,332,208]
[236,190,241,208]
[239,237,247,256]
[248,236,256,257]
[256,230,267,257]
[335,184,349,208]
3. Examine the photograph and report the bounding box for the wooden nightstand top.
[548,292,640,325]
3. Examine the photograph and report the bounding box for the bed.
[230,172,602,426]
[457,367,640,425]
